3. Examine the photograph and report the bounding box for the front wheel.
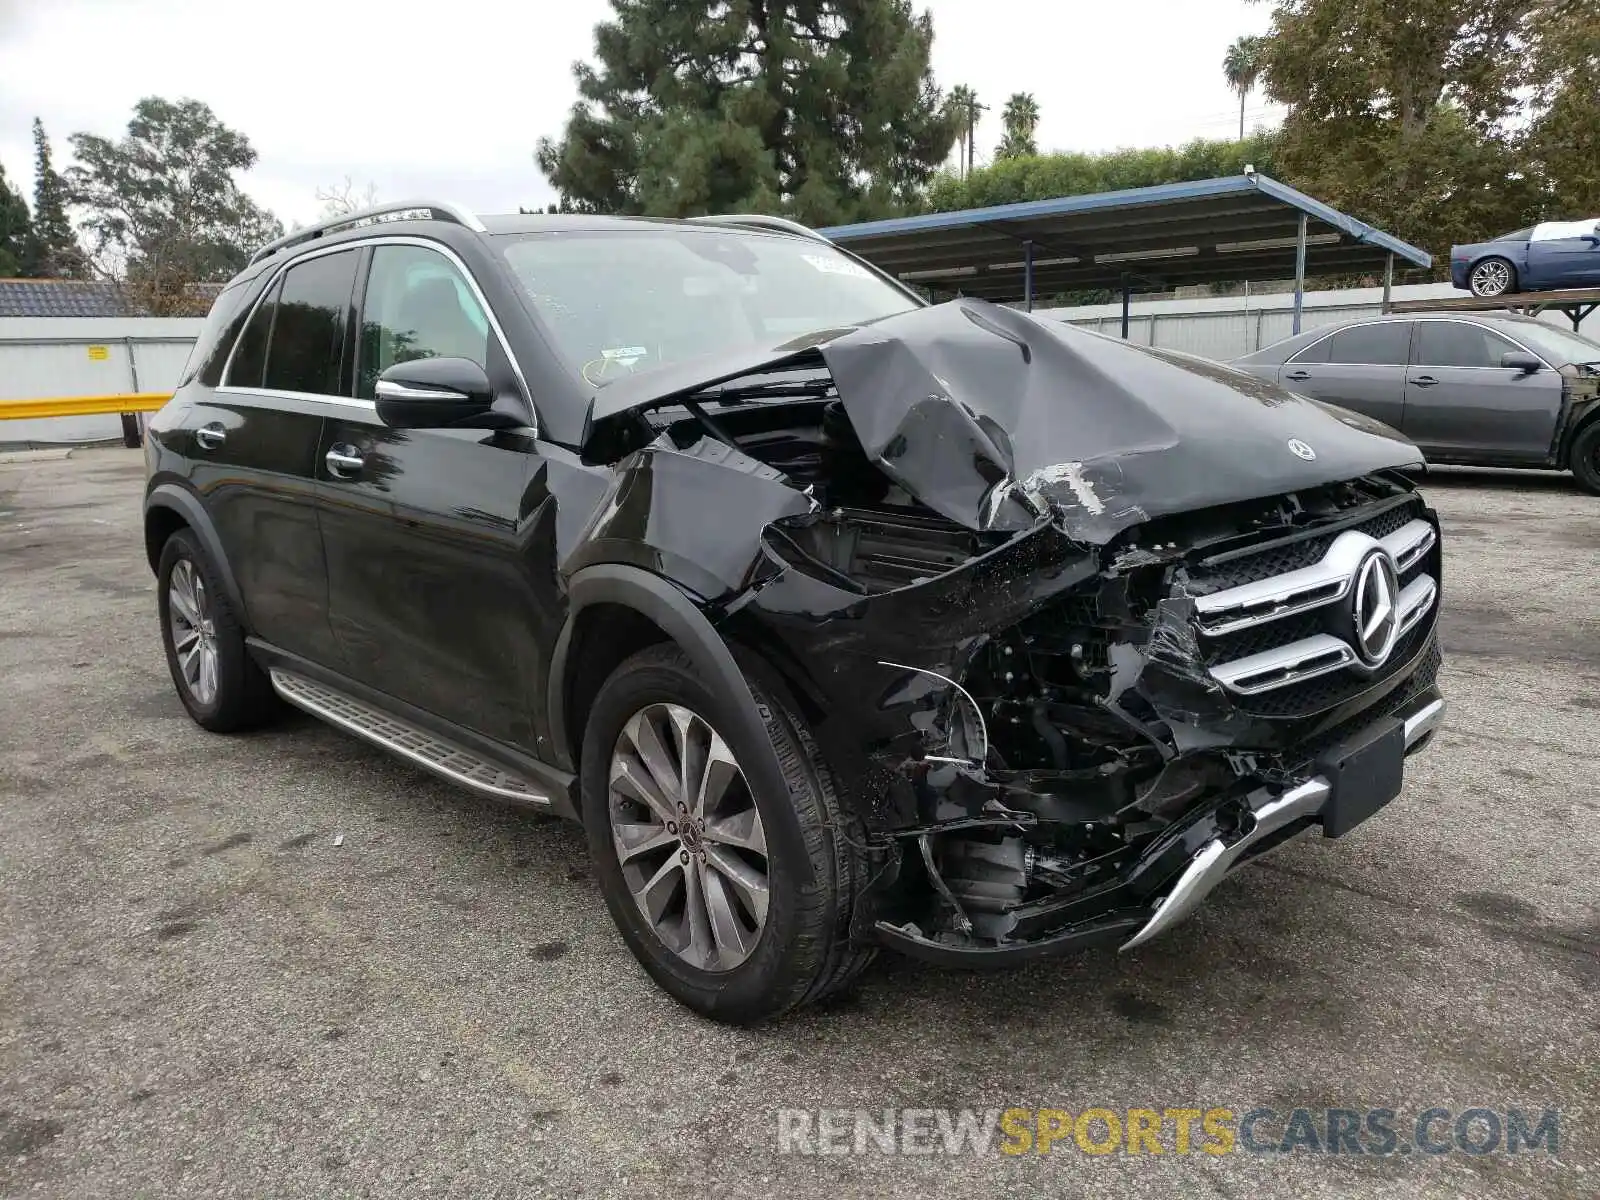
[1569,420,1600,496]
[1469,257,1517,298]
[157,528,279,731]
[580,643,874,1023]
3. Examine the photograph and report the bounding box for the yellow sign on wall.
[86,345,110,361]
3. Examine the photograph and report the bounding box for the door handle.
[325,445,365,477]
[194,423,226,450]
[1411,375,1439,387]
[1284,370,1311,381]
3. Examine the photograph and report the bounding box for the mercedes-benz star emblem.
[1287,438,1317,461]
[1351,550,1401,665]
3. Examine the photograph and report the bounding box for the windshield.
[1501,321,1600,365]
[497,228,919,386]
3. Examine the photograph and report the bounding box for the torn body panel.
[567,298,1444,962]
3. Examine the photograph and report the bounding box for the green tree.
[1222,36,1262,140]
[1253,0,1539,266]
[0,160,32,276]
[64,97,282,314]
[29,118,84,278]
[995,92,1040,160]
[537,0,960,224]
[1523,0,1600,214]
[945,84,984,176]
[925,131,1283,212]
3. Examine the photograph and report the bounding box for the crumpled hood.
[588,298,1424,542]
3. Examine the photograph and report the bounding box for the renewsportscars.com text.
[776,1106,1561,1157]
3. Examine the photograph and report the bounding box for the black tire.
[1570,420,1600,496]
[580,643,875,1023]
[1468,257,1517,298]
[156,528,279,732]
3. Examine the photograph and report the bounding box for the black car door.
[186,249,360,667]
[314,239,563,754]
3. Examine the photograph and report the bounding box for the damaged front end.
[578,299,1447,964]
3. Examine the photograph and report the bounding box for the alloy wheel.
[1471,260,1511,297]
[167,558,219,706]
[608,702,770,972]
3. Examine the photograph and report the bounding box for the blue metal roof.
[816,173,1430,300]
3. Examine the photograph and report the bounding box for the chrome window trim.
[215,384,376,411]
[218,234,537,434]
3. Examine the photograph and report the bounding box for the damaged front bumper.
[873,686,1445,966]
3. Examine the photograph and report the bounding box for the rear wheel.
[157,529,278,732]
[1570,420,1600,496]
[580,643,874,1023]
[1469,257,1516,298]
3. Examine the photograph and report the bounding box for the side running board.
[269,669,554,807]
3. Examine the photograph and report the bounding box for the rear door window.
[260,250,360,396]
[1412,321,1519,369]
[1326,322,1412,366]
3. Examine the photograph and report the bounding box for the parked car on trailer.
[1451,219,1600,298]
[1233,313,1600,493]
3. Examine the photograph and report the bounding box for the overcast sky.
[0,0,1281,229]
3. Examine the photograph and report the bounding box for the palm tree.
[996,92,1041,159]
[945,85,984,177]
[1222,36,1262,141]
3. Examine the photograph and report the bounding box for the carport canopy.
[816,173,1432,334]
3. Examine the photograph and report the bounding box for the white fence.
[0,317,205,445]
[1035,281,1596,361]
[3,285,1596,445]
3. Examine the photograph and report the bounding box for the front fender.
[545,563,811,883]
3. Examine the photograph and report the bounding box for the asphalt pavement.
[1,448,1595,1199]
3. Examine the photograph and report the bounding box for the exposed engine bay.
[576,299,1446,961]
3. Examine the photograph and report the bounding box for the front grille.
[1289,637,1442,765]
[1196,499,1422,592]
[1184,498,1440,720]
[1239,621,1434,717]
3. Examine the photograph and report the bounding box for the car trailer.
[1384,287,1600,332]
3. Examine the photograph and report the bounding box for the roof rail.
[248,199,488,266]
[688,213,832,243]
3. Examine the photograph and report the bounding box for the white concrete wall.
[0,318,205,445]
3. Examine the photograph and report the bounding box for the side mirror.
[1500,351,1541,374]
[374,357,495,428]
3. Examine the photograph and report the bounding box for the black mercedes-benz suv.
[143,201,1446,1023]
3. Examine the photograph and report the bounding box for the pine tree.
[536,0,959,225]
[29,118,83,278]
[0,160,33,276]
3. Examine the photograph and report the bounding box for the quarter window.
[1288,332,1333,364]
[225,277,278,388]
[1412,321,1519,369]
[358,245,491,399]
[261,250,359,395]
[1326,322,1412,366]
